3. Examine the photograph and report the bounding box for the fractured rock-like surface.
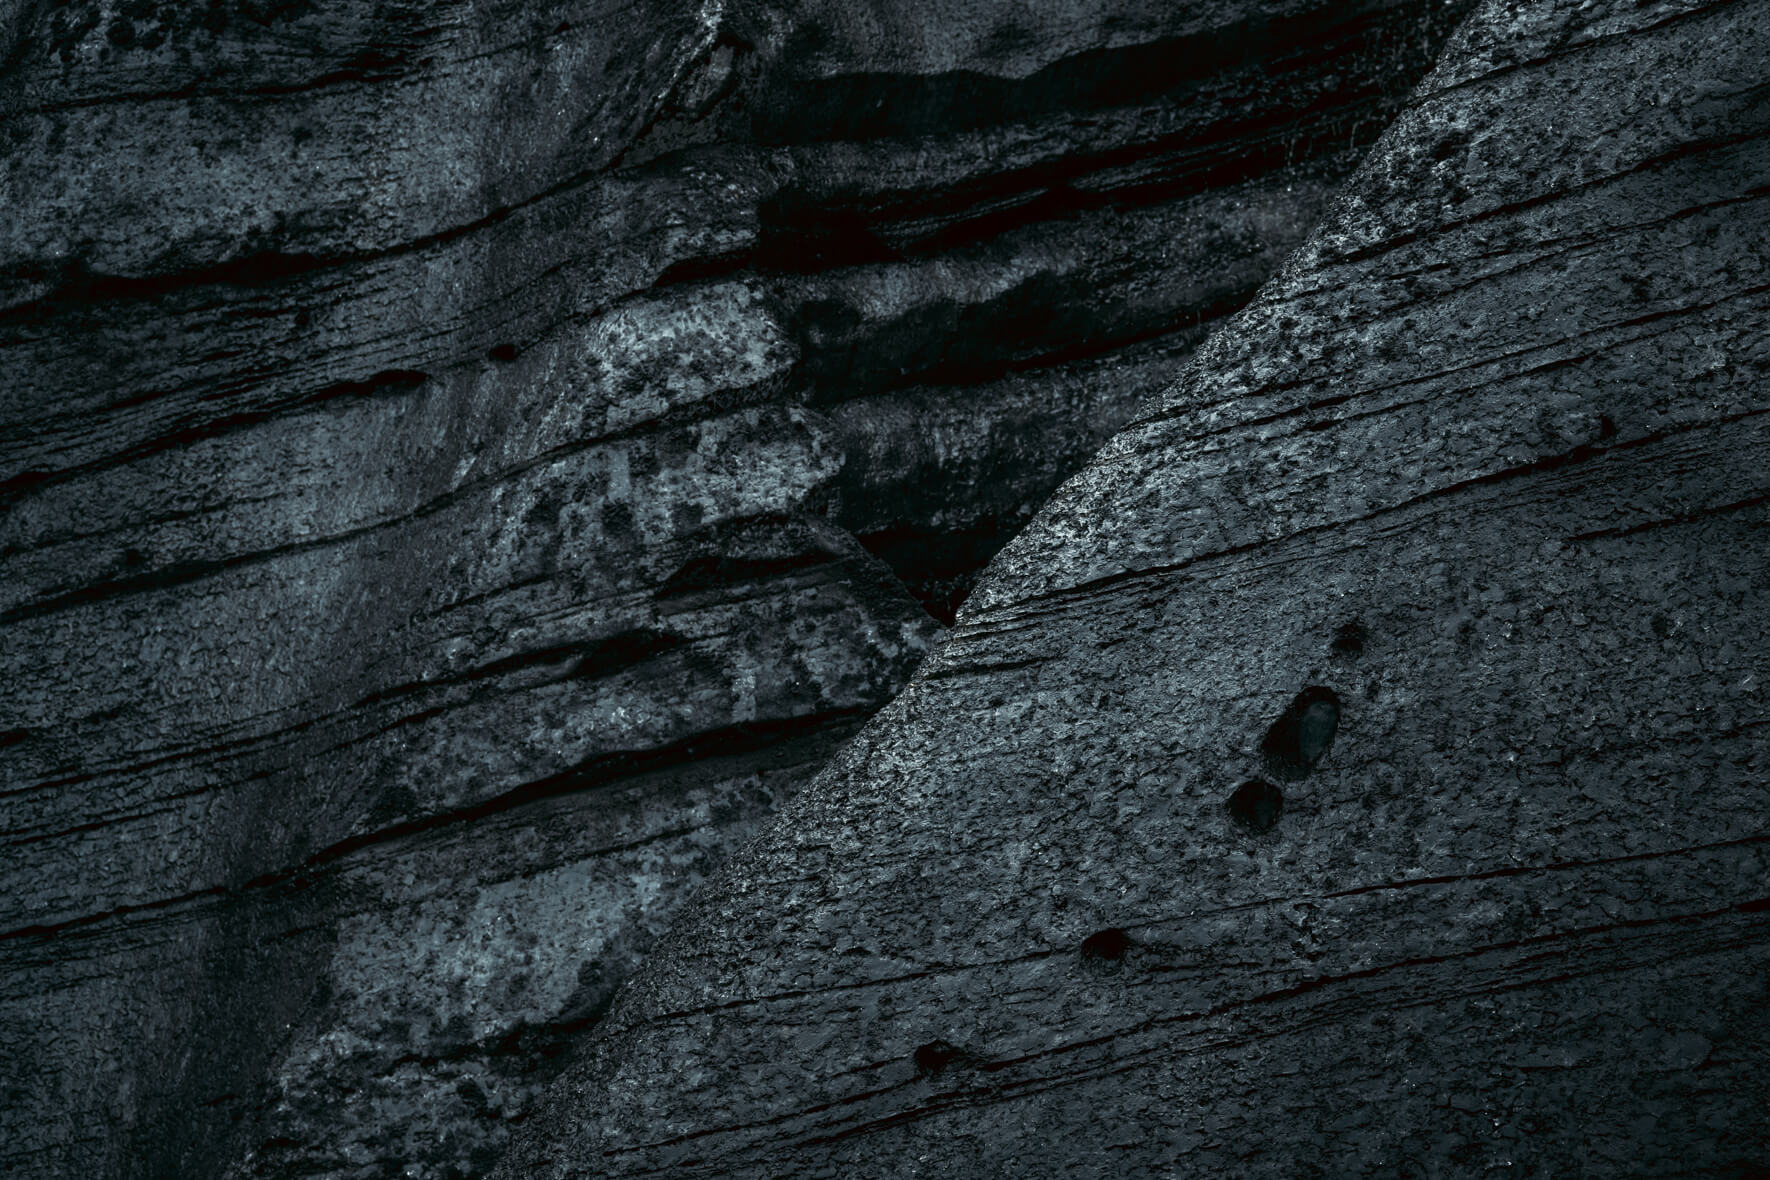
[0,1,1468,1177]
[500,0,1770,1174]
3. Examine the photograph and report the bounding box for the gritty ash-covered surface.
[0,1,1469,1177]
[499,0,1770,1174]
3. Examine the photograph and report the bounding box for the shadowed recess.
[1259,686,1341,782]
[912,1040,964,1075]
[1080,927,1134,961]
[1226,779,1284,833]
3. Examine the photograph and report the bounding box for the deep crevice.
[853,518,1022,625]
[349,628,688,713]
[656,551,842,599]
[751,0,1468,145]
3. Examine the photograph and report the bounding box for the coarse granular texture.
[496,1,1770,1174]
